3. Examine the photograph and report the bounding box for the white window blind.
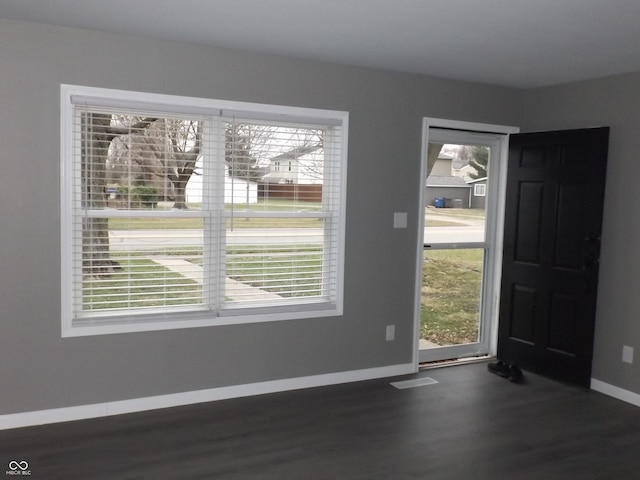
[61,85,347,335]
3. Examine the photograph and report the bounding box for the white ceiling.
[2,0,640,88]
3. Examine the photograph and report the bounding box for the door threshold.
[419,355,492,370]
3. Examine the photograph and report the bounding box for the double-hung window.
[60,85,348,336]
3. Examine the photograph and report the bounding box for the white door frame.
[413,118,519,365]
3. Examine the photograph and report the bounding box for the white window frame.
[474,183,487,197]
[60,85,348,337]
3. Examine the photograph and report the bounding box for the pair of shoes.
[507,363,523,383]
[488,360,510,378]
[488,360,524,383]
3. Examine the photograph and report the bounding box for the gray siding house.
[425,175,471,208]
[468,177,488,209]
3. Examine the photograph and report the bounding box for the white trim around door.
[415,118,519,365]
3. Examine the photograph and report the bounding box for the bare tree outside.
[107,117,202,209]
[468,145,489,179]
[426,143,444,177]
[81,112,156,276]
[82,113,331,275]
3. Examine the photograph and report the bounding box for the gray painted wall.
[522,72,640,395]
[0,18,522,415]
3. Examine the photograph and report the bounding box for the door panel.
[548,291,579,354]
[514,182,544,263]
[509,284,536,343]
[498,127,609,387]
[555,182,585,268]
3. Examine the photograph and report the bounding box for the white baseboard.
[591,378,640,407]
[0,363,416,430]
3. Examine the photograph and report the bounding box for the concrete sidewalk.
[151,256,282,302]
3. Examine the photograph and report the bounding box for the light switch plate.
[393,212,408,229]
[623,345,634,364]
[386,325,395,341]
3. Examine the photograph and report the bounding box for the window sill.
[62,303,342,337]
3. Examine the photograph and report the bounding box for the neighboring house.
[468,177,488,209]
[261,145,324,185]
[186,165,258,204]
[429,152,455,176]
[186,145,324,205]
[452,164,476,181]
[426,175,471,208]
[427,153,490,208]
[426,153,471,207]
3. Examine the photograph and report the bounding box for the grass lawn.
[108,217,204,230]
[186,245,324,298]
[83,258,201,311]
[83,247,323,312]
[426,206,486,218]
[421,249,483,346]
[425,219,463,227]
[108,199,323,230]
[225,245,323,297]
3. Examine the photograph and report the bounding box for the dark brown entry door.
[498,127,609,387]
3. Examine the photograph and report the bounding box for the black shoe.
[488,360,510,378]
[507,363,523,383]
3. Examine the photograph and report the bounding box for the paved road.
[109,224,485,250]
[424,212,485,244]
[109,228,324,250]
[424,225,485,245]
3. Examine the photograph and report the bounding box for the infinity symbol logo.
[8,461,28,471]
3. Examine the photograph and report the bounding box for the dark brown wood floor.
[2,361,640,479]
